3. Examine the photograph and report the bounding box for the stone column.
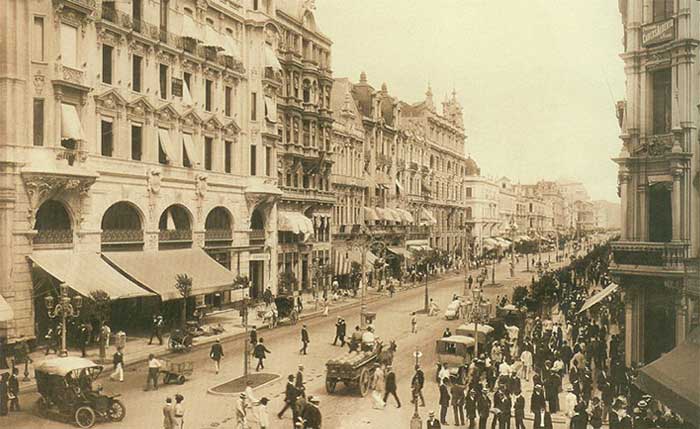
[672,169,683,241]
[675,290,688,346]
[637,184,647,240]
[624,287,643,367]
[619,173,631,240]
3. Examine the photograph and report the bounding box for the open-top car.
[35,357,126,428]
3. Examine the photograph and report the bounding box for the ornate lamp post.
[508,217,518,277]
[470,287,483,358]
[410,348,424,429]
[44,283,82,357]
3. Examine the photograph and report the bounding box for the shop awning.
[363,207,378,222]
[333,250,347,275]
[157,129,174,163]
[365,252,379,270]
[182,133,200,167]
[182,82,193,106]
[264,45,282,72]
[577,282,619,314]
[482,237,500,250]
[264,96,277,122]
[395,208,415,224]
[419,208,437,226]
[0,294,13,322]
[30,251,153,300]
[203,26,224,50]
[388,246,413,260]
[103,248,234,301]
[374,207,389,222]
[61,103,85,141]
[277,211,313,236]
[385,208,402,223]
[635,328,700,424]
[345,250,377,273]
[182,14,201,41]
[221,35,241,59]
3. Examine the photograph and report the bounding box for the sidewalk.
[16,270,459,393]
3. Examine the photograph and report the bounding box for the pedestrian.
[439,377,451,425]
[477,387,491,429]
[588,397,603,429]
[149,315,164,345]
[443,327,452,338]
[296,296,303,313]
[146,353,161,391]
[450,380,465,426]
[253,338,271,371]
[411,365,426,407]
[295,364,305,395]
[371,363,386,409]
[570,402,589,429]
[79,322,90,357]
[163,397,175,429]
[300,325,310,355]
[427,410,442,429]
[250,326,258,352]
[173,394,184,429]
[333,317,345,346]
[101,323,112,349]
[468,275,473,289]
[110,347,124,382]
[411,312,417,333]
[533,405,553,429]
[8,368,19,412]
[277,374,297,419]
[258,397,270,429]
[465,388,478,429]
[383,365,401,408]
[209,338,224,374]
[302,396,322,429]
[44,327,58,355]
[513,389,525,429]
[234,392,247,429]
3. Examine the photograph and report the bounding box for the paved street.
[3,252,581,429]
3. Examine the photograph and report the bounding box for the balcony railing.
[611,241,689,270]
[34,229,73,245]
[159,229,192,242]
[205,229,232,241]
[101,229,143,243]
[249,230,265,246]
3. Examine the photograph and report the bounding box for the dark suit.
[278,381,298,419]
[295,370,305,393]
[8,375,19,411]
[451,384,465,425]
[209,343,224,360]
[498,394,511,429]
[333,321,346,346]
[411,369,426,405]
[439,383,451,424]
[477,394,491,429]
[465,394,478,429]
[300,328,310,354]
[302,403,322,429]
[513,394,525,429]
[383,370,401,407]
[570,412,589,429]
[532,410,552,429]
[427,417,442,429]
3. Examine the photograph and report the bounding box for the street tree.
[175,273,193,329]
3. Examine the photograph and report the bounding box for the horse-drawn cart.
[325,351,378,397]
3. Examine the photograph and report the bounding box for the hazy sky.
[314,0,624,201]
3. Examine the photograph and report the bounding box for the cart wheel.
[108,399,126,422]
[325,377,337,394]
[75,406,96,428]
[36,397,48,417]
[163,374,172,384]
[290,311,298,325]
[168,338,176,350]
[177,375,186,385]
[358,368,371,397]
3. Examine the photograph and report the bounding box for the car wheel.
[177,375,186,385]
[36,397,48,417]
[108,399,126,422]
[75,406,96,428]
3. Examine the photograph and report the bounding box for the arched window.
[101,201,143,245]
[34,200,73,244]
[158,204,192,247]
[302,79,311,103]
[205,207,233,240]
[250,208,265,230]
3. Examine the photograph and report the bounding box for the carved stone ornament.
[95,89,127,116]
[223,119,241,137]
[127,96,156,123]
[181,110,202,128]
[97,28,123,48]
[34,72,46,95]
[155,51,175,66]
[147,168,162,194]
[195,174,208,198]
[156,104,180,124]
[634,134,673,157]
[205,116,224,132]
[22,172,97,226]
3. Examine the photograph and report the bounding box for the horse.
[377,340,397,366]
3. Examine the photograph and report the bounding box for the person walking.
[79,322,90,357]
[234,392,247,429]
[277,374,298,420]
[450,381,465,426]
[302,396,322,429]
[411,365,426,407]
[8,368,19,412]
[300,325,310,355]
[332,317,346,346]
[465,388,478,429]
[295,364,305,395]
[253,338,271,371]
[209,339,224,374]
[477,388,492,429]
[468,275,473,289]
[383,365,401,408]
[411,312,418,333]
[173,394,184,429]
[146,354,161,391]
[439,377,451,425]
[249,326,258,353]
[371,364,386,409]
[258,397,270,429]
[149,315,163,345]
[110,347,124,382]
[163,397,176,429]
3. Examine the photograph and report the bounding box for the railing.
[59,0,97,12]
[159,229,192,241]
[101,229,143,243]
[205,229,232,241]
[611,241,689,270]
[249,230,265,246]
[34,229,73,245]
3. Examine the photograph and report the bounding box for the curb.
[206,373,281,396]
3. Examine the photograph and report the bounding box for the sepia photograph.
[0,0,698,428]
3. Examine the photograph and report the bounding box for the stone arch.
[302,10,316,31]
[34,199,74,244]
[250,207,265,231]
[101,201,144,231]
[159,204,193,231]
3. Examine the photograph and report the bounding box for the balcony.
[610,241,690,276]
[159,229,192,242]
[55,0,97,15]
[34,229,74,245]
[279,186,335,204]
[249,230,265,246]
[101,229,143,243]
[205,229,232,241]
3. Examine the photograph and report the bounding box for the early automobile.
[456,323,495,346]
[444,299,464,320]
[435,335,476,383]
[35,357,126,428]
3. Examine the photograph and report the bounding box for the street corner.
[207,373,280,396]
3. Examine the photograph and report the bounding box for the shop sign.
[171,78,183,97]
[642,18,674,47]
[249,252,270,261]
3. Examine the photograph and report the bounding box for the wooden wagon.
[324,351,379,397]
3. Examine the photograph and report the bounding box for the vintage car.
[456,323,495,347]
[444,299,464,320]
[35,357,126,428]
[435,335,476,383]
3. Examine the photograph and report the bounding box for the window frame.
[224,140,233,173]
[101,118,114,157]
[132,54,143,92]
[33,98,44,147]
[32,16,45,63]
[102,44,114,84]
[130,123,143,161]
[159,63,169,100]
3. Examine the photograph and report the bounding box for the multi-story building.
[534,180,568,233]
[0,0,300,342]
[515,184,554,236]
[496,177,518,235]
[463,175,501,256]
[611,0,699,390]
[274,0,334,294]
[592,200,621,230]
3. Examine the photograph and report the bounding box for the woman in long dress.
[371,364,386,409]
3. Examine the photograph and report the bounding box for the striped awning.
[395,208,415,224]
[363,207,378,222]
[384,208,403,223]
[419,208,437,226]
[264,44,282,72]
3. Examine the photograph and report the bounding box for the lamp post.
[44,283,82,357]
[347,226,386,328]
[411,348,424,429]
[509,217,518,277]
[471,287,483,358]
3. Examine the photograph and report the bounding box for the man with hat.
[569,402,589,429]
[302,396,321,429]
[411,364,426,407]
[383,364,401,408]
[530,384,546,414]
[300,324,310,355]
[512,388,525,429]
[465,388,478,429]
[295,364,306,394]
[477,387,491,429]
[332,317,346,347]
[532,404,553,429]
[589,397,603,429]
[278,374,299,420]
[209,338,224,374]
[235,392,247,429]
[426,410,442,429]
[450,378,465,425]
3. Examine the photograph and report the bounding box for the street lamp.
[44,283,82,357]
[411,348,424,429]
[508,217,518,277]
[470,287,483,358]
[347,226,386,328]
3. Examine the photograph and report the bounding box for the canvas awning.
[103,248,234,301]
[374,207,389,222]
[221,34,241,59]
[182,82,193,106]
[363,207,378,222]
[635,329,700,424]
[419,208,437,226]
[157,129,174,163]
[395,178,404,194]
[182,133,200,166]
[387,246,413,260]
[30,251,153,300]
[482,237,500,250]
[61,103,85,141]
[203,26,224,50]
[277,211,313,236]
[264,96,277,122]
[384,208,402,223]
[0,294,13,322]
[577,282,619,314]
[395,208,415,224]
[264,45,282,72]
[182,15,201,41]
